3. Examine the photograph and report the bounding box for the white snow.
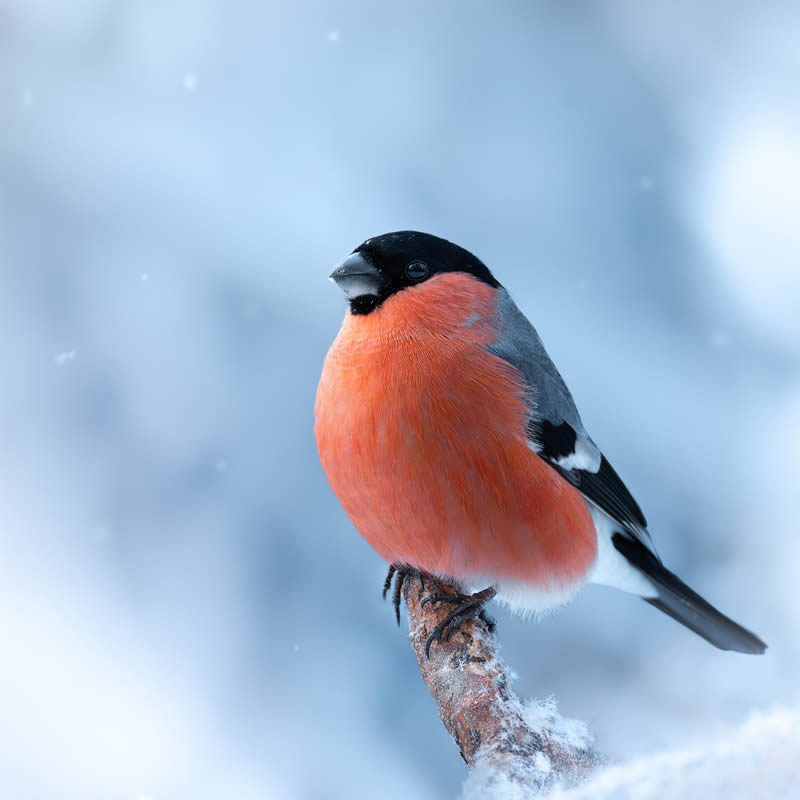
[54,350,77,366]
[462,690,598,799]
[554,707,800,800]
[464,707,800,800]
[519,697,594,756]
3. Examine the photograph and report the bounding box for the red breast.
[315,273,596,590]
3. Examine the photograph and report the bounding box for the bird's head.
[329,231,500,315]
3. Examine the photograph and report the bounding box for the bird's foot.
[421,587,497,658]
[421,592,497,633]
[382,563,425,625]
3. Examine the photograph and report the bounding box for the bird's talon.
[422,587,497,658]
[478,609,497,633]
[425,624,445,658]
[384,565,431,626]
[392,570,406,626]
[382,565,396,600]
[421,591,468,608]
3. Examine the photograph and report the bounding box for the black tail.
[612,533,767,655]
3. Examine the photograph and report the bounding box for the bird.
[314,230,766,656]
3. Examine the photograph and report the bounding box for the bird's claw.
[382,564,424,625]
[423,587,497,658]
[420,592,466,608]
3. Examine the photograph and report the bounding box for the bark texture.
[402,572,600,794]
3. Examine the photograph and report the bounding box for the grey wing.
[489,289,654,551]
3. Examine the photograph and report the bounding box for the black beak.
[329,252,382,298]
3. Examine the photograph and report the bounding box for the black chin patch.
[349,294,381,315]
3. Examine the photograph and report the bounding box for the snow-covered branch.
[402,574,600,795]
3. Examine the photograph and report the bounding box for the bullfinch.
[315,231,766,656]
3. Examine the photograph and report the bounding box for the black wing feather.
[531,418,648,535]
[552,454,648,532]
[613,533,766,654]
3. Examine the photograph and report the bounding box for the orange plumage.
[315,273,596,592]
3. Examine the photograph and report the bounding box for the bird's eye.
[405,261,429,280]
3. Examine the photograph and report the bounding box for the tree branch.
[403,573,600,795]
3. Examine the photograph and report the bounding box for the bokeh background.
[1,2,799,798]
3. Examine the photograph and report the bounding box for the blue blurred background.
[1,2,799,797]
